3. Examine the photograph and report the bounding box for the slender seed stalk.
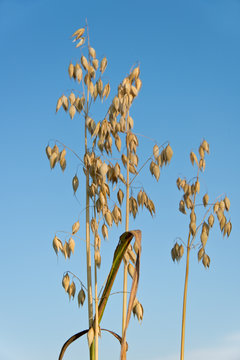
[85,86,94,359]
[94,201,98,360]
[94,249,98,360]
[180,169,199,360]
[94,262,98,360]
[122,113,130,339]
[180,231,191,360]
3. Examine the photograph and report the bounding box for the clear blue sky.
[0,0,240,359]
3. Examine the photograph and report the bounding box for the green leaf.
[58,230,141,360]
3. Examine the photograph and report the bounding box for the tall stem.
[180,169,199,360]
[94,201,99,360]
[85,85,94,359]
[122,113,130,338]
[180,231,191,360]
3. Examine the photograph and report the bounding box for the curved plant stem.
[180,231,191,360]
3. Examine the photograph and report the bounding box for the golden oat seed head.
[208,214,215,227]
[46,145,52,159]
[68,63,74,78]
[203,193,209,207]
[72,27,85,38]
[89,46,96,58]
[76,38,85,48]
[165,144,173,163]
[201,230,208,248]
[199,145,205,159]
[69,105,76,120]
[202,139,210,154]
[72,175,79,193]
[72,220,80,235]
[153,144,159,159]
[68,237,75,254]
[100,57,107,73]
[219,200,225,211]
[224,196,230,211]
[78,288,86,307]
[62,273,70,292]
[198,247,204,262]
[92,58,99,71]
[81,55,88,70]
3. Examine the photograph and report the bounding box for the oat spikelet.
[50,152,58,169]
[201,230,208,248]
[94,250,101,268]
[195,180,200,194]
[62,273,70,292]
[68,281,76,300]
[208,214,214,227]
[89,46,96,58]
[68,63,74,78]
[213,202,219,213]
[203,193,209,207]
[92,58,99,71]
[68,237,75,254]
[224,196,230,211]
[53,235,63,255]
[69,105,76,120]
[179,200,186,214]
[100,57,107,73]
[60,157,66,172]
[81,55,88,70]
[190,151,198,166]
[72,28,85,38]
[127,263,135,278]
[202,253,210,268]
[76,66,83,83]
[78,288,86,307]
[165,144,173,163]
[117,189,124,205]
[202,139,210,154]
[56,96,63,113]
[199,145,205,159]
[198,248,204,262]
[62,95,69,111]
[153,144,159,159]
[72,220,80,234]
[102,224,108,239]
[153,163,160,181]
[76,38,85,48]
[46,145,52,159]
[219,200,225,211]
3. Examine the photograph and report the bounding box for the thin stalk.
[85,83,94,359]
[180,169,199,360]
[180,231,191,360]
[94,200,98,360]
[94,261,98,360]
[122,113,130,339]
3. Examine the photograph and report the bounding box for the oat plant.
[45,23,162,360]
[96,64,174,342]
[172,140,232,360]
